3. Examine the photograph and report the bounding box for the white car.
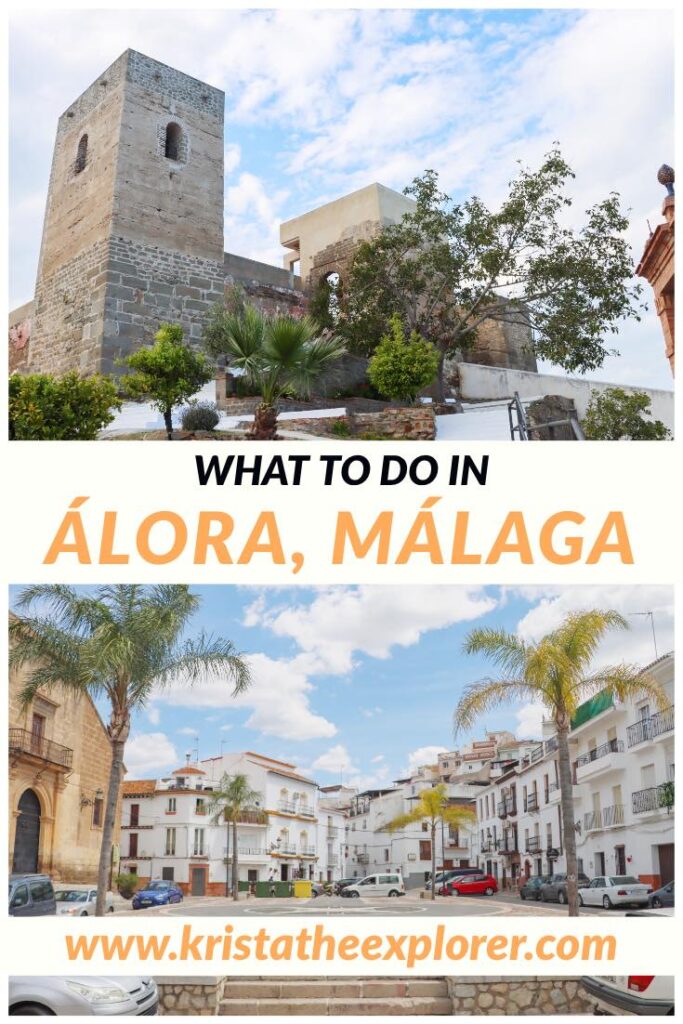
[579,875,652,910]
[55,886,115,916]
[342,873,405,898]
[581,976,674,1015]
[9,976,158,1016]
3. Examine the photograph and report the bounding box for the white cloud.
[371,754,385,764]
[311,744,356,775]
[361,706,383,719]
[176,727,198,737]
[219,724,233,733]
[124,733,178,776]
[146,706,160,726]
[405,745,448,775]
[515,702,546,740]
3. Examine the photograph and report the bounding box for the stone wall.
[156,977,227,1016]
[349,406,436,440]
[446,977,592,1015]
[526,395,580,440]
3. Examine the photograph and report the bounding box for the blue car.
[131,880,183,910]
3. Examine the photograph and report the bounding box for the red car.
[440,873,498,896]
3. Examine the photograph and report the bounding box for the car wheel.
[80,911,88,916]
[558,890,566,905]
[388,890,400,897]
[535,892,542,901]
[520,891,526,900]
[540,891,548,902]
[653,897,663,908]
[10,1006,53,1016]
[107,905,114,913]
[452,889,461,896]
[578,893,584,907]
[485,887,494,896]
[602,896,612,910]
[350,891,360,898]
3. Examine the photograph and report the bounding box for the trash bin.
[293,880,312,899]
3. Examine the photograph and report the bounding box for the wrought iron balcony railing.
[9,728,73,770]
[627,707,675,748]
[576,738,624,768]
[632,783,674,815]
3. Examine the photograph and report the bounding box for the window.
[419,840,431,861]
[129,833,138,857]
[195,798,205,815]
[75,134,88,174]
[10,885,29,910]
[29,880,53,903]
[162,867,175,881]
[167,797,176,814]
[422,822,429,833]
[165,828,176,856]
[384,849,390,862]
[164,122,183,161]
[193,828,205,856]
[92,796,103,828]
[130,804,139,827]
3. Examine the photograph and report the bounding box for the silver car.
[579,875,652,910]
[9,977,158,1016]
[55,887,115,917]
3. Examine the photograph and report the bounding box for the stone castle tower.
[30,49,225,376]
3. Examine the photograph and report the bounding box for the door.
[12,789,41,874]
[614,845,626,875]
[658,844,674,885]
[191,867,206,896]
[30,714,45,755]
[595,851,606,875]
[130,804,140,827]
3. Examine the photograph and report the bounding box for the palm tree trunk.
[431,821,437,901]
[164,406,173,440]
[225,820,231,897]
[231,819,239,900]
[556,723,579,917]
[252,402,278,441]
[96,737,125,916]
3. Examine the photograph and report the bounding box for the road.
[115,890,641,918]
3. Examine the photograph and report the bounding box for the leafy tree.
[207,773,263,899]
[342,150,643,398]
[582,387,671,440]
[383,783,475,901]
[203,305,346,439]
[9,371,121,440]
[9,584,251,915]
[455,610,668,917]
[121,323,213,439]
[367,314,439,403]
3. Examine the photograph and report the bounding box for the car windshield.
[608,876,640,885]
[146,881,169,891]
[55,890,88,902]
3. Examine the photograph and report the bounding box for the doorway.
[280,863,289,881]
[13,789,41,874]
[191,867,207,896]
[658,844,674,885]
[614,845,626,875]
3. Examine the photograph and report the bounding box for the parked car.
[334,878,358,895]
[8,874,56,917]
[440,873,498,897]
[540,872,590,904]
[342,873,405,898]
[55,886,115,916]
[579,875,652,910]
[426,868,482,890]
[131,880,183,910]
[519,875,550,901]
[580,976,674,1016]
[9,976,158,1016]
[649,880,674,909]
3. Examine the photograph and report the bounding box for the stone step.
[221,979,449,999]
[219,996,453,1015]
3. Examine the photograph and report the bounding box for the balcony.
[327,826,339,839]
[627,707,674,748]
[445,835,469,850]
[575,739,625,783]
[632,783,675,816]
[545,737,559,754]
[300,846,317,858]
[526,793,539,813]
[237,809,268,826]
[481,840,493,854]
[271,844,297,856]
[9,728,73,771]
[583,804,625,832]
[236,847,267,858]
[277,801,316,820]
[357,852,370,864]
[497,801,507,819]
[526,836,542,853]
[328,854,339,866]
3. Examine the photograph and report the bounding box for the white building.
[471,653,675,890]
[119,752,346,895]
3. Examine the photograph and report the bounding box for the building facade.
[636,166,675,376]
[9,651,120,882]
[119,752,346,895]
[471,653,675,890]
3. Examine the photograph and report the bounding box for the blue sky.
[9,584,673,786]
[9,8,674,390]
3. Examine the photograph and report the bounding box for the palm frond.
[454,676,538,735]
[462,627,531,677]
[553,610,628,673]
[576,664,670,712]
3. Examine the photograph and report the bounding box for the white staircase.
[219,977,452,1015]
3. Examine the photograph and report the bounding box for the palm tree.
[9,584,251,916]
[455,609,669,917]
[383,783,475,901]
[204,304,346,439]
[207,772,262,900]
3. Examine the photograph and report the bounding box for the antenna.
[628,611,659,659]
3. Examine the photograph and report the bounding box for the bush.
[9,371,121,440]
[180,401,220,432]
[367,315,439,403]
[330,419,351,437]
[582,387,671,440]
[115,872,139,900]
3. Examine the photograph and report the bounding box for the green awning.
[571,690,614,729]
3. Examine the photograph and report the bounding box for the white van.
[342,873,405,898]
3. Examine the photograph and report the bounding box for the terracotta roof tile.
[122,779,156,795]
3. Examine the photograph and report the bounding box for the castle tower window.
[164,122,183,161]
[75,134,88,174]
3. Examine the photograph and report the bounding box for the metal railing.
[632,784,674,814]
[9,728,73,770]
[576,739,624,768]
[627,707,675,747]
[526,793,539,812]
[300,845,317,856]
[277,801,314,817]
[526,836,542,853]
[237,847,266,857]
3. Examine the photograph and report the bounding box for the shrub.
[582,387,671,440]
[367,315,439,403]
[330,419,351,437]
[115,872,139,900]
[181,401,220,432]
[9,371,121,440]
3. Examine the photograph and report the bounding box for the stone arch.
[12,788,42,874]
[75,134,88,174]
[164,121,185,162]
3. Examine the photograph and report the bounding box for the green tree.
[121,323,213,439]
[367,315,440,403]
[207,773,263,899]
[203,306,346,439]
[383,783,475,901]
[582,387,671,440]
[9,371,121,440]
[342,150,643,399]
[9,585,251,916]
[455,610,668,917]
